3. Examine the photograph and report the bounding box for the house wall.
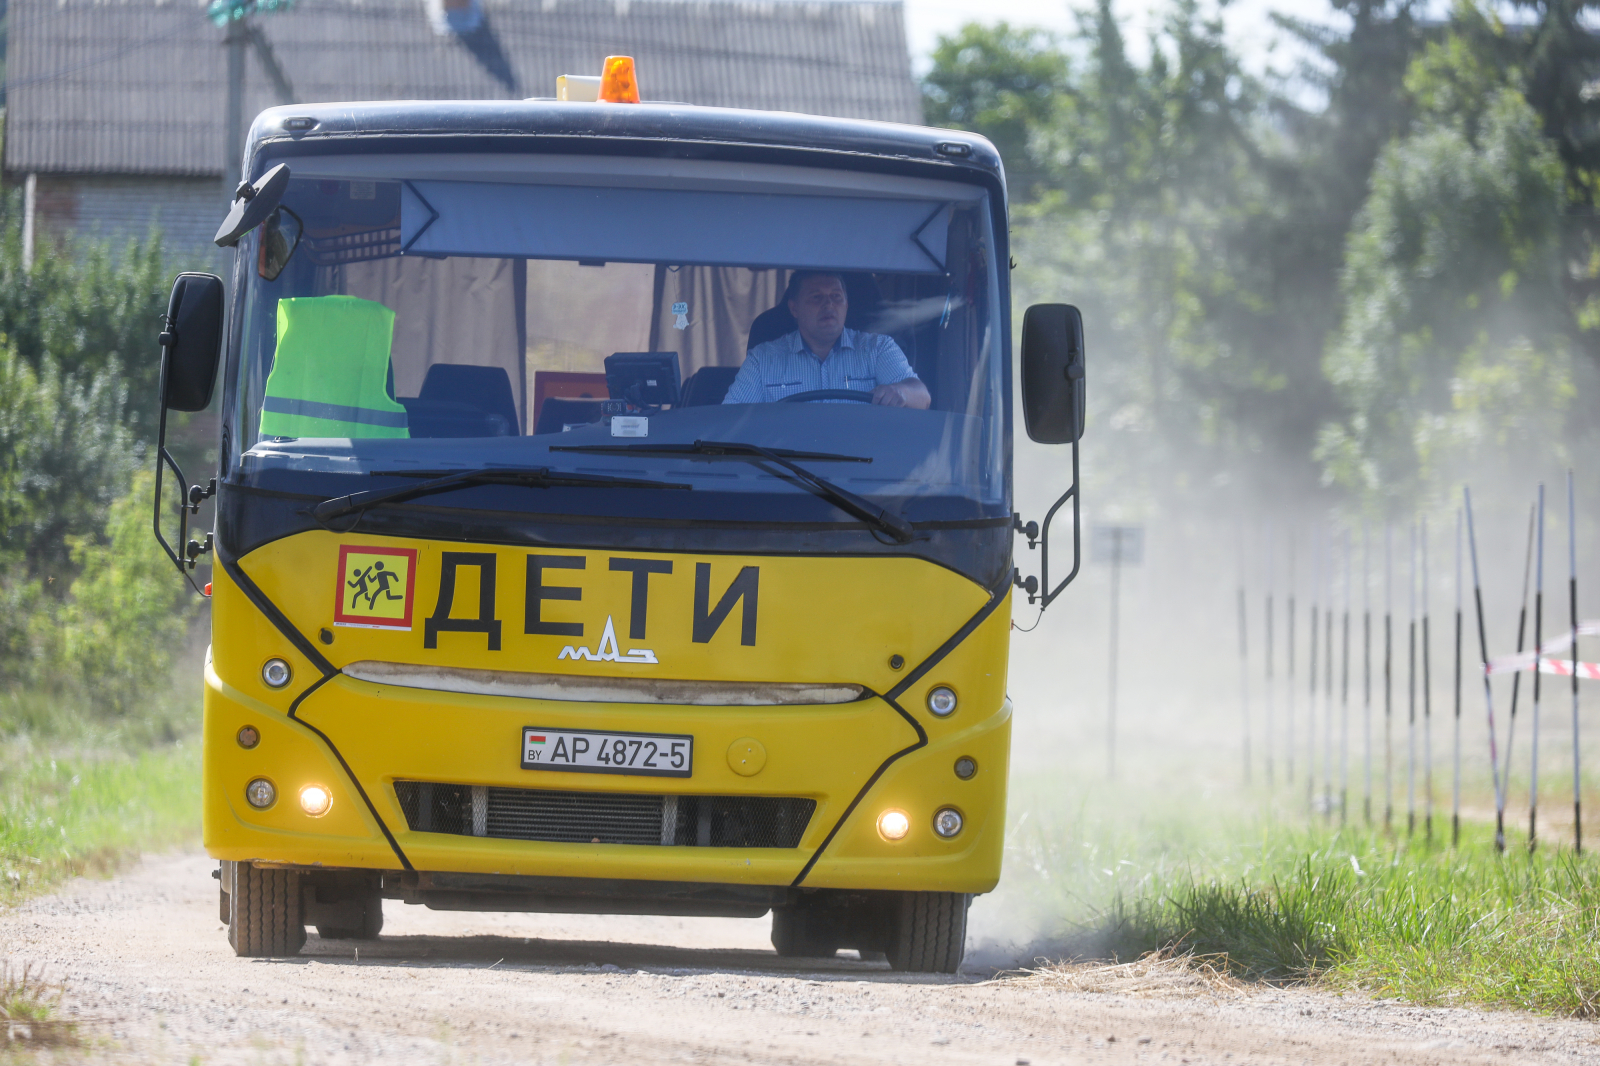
[29,174,226,268]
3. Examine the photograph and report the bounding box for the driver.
[722,271,931,408]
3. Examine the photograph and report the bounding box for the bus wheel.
[317,891,384,941]
[226,862,307,958]
[770,906,839,958]
[885,892,969,974]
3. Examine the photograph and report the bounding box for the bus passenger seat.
[535,397,605,434]
[413,364,520,437]
[679,366,739,406]
[259,295,409,439]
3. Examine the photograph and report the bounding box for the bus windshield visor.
[229,159,1007,523]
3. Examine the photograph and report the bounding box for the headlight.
[262,658,292,688]
[877,809,911,841]
[953,756,977,780]
[933,808,964,838]
[236,725,260,750]
[245,777,276,810]
[298,784,332,817]
[927,685,957,717]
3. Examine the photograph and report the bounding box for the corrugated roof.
[6,0,922,176]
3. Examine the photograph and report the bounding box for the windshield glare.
[230,159,1006,513]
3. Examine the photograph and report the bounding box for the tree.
[1319,38,1573,503]
[922,22,1071,197]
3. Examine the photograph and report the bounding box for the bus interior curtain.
[655,266,785,381]
[332,255,524,423]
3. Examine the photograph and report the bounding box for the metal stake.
[1409,519,1417,837]
[1423,515,1434,844]
[1452,505,1465,845]
[1385,521,1394,831]
[1531,484,1544,852]
[1454,508,1463,848]
[1365,519,1374,825]
[1569,471,1581,854]
[1502,504,1536,836]
[1465,486,1507,853]
[1342,528,1352,825]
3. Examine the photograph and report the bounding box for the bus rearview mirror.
[1019,303,1086,444]
[159,273,225,412]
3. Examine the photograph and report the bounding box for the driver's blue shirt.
[722,328,917,404]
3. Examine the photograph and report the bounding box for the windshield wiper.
[551,440,914,544]
[312,465,690,523]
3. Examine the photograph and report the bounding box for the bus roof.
[245,100,1005,191]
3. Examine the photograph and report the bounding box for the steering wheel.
[777,389,875,404]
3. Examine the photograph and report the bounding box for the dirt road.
[2,851,1596,1065]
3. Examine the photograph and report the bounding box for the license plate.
[521,727,692,778]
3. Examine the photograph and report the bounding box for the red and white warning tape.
[1486,620,1600,679]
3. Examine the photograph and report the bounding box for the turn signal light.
[262,658,291,688]
[599,55,640,103]
[877,809,911,841]
[927,685,957,717]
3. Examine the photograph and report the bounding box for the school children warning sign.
[334,545,418,630]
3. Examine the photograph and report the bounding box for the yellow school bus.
[152,82,1085,972]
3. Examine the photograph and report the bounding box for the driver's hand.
[872,381,910,407]
[871,379,931,409]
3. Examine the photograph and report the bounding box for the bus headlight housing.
[245,777,276,810]
[877,809,911,841]
[927,686,957,717]
[298,784,332,817]
[933,807,964,838]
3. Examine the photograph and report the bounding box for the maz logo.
[558,615,658,664]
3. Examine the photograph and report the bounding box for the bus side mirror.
[153,272,224,587]
[159,273,225,412]
[1012,303,1085,611]
[1020,303,1085,444]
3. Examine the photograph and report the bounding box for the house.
[3,0,922,261]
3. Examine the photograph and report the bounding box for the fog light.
[933,807,964,838]
[262,658,292,688]
[236,725,260,750]
[298,784,332,817]
[877,809,911,841]
[927,685,957,717]
[954,756,977,780]
[245,777,276,810]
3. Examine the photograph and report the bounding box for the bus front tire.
[886,891,969,974]
[770,905,839,958]
[225,861,306,958]
[316,892,384,941]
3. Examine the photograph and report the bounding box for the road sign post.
[1093,524,1144,780]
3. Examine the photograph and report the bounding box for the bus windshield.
[227,155,1007,524]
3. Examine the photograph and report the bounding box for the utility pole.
[224,15,248,201]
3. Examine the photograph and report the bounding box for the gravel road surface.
[3,851,1597,1064]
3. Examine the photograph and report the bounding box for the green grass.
[0,689,201,906]
[1003,779,1600,1017]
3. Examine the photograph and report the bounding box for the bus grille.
[393,781,816,849]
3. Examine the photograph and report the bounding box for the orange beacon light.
[598,55,641,103]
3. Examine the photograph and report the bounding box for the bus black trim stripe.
[791,570,1010,888]
[217,550,413,871]
[287,674,413,872]
[216,548,336,676]
[886,569,1012,703]
[789,695,926,888]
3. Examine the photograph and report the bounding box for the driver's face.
[788,276,848,353]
